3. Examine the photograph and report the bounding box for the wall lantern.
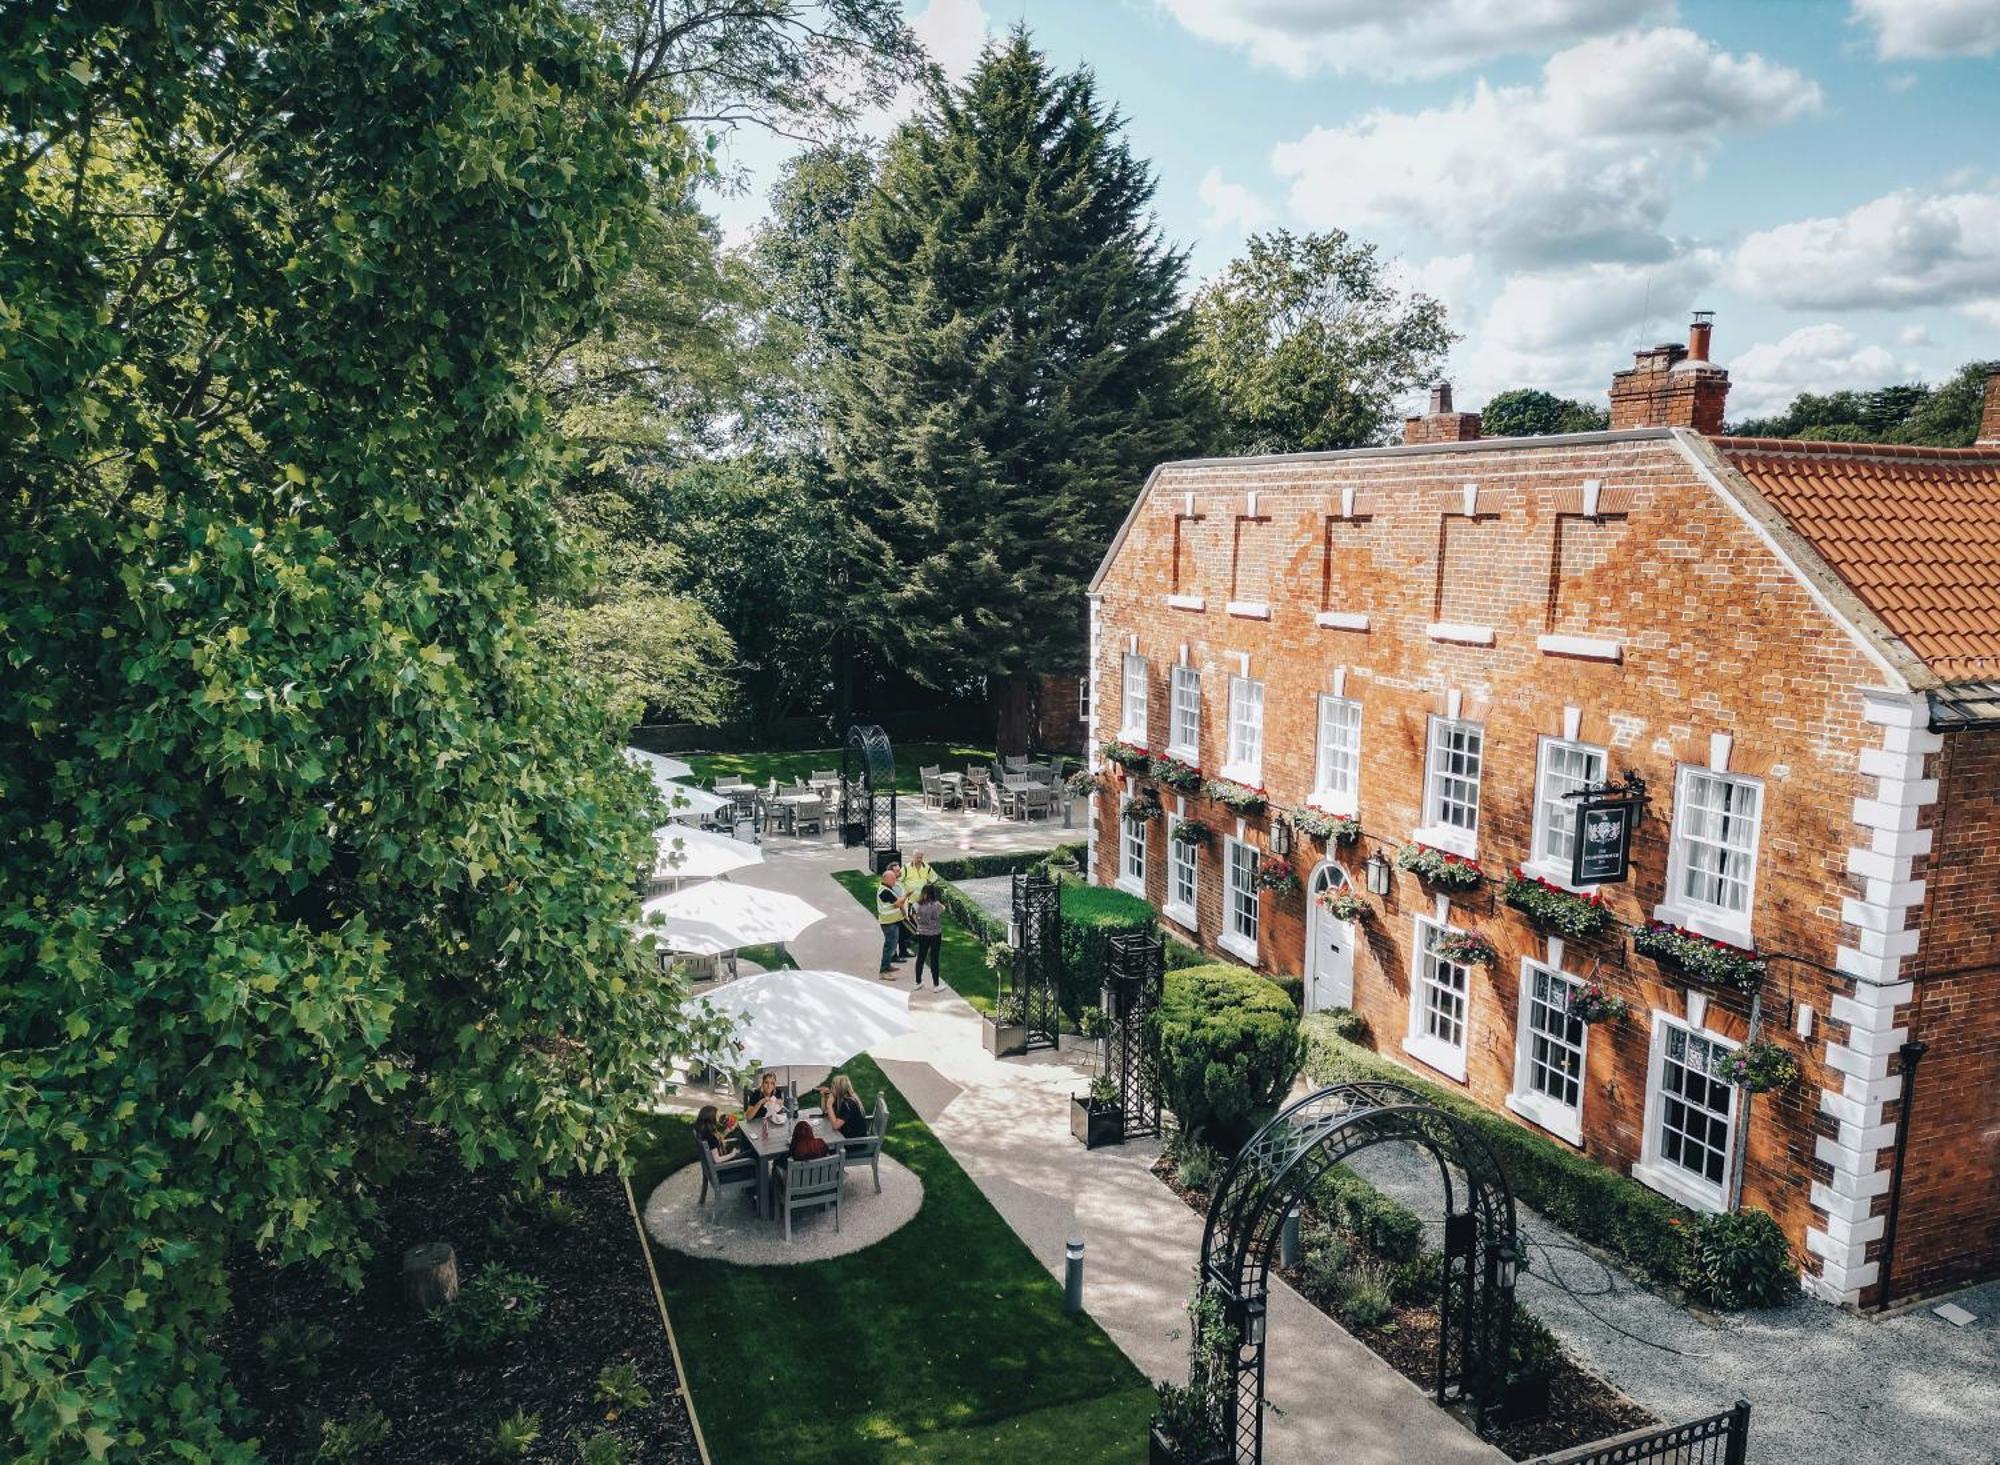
[1268,816,1294,857]
[1364,850,1392,897]
[1242,1294,1267,1348]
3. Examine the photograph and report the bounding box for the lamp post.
[1364,849,1392,897]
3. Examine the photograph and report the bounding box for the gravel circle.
[643,1158,922,1265]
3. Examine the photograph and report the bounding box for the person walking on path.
[875,862,907,976]
[909,886,944,988]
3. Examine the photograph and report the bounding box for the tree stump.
[401,1242,459,1311]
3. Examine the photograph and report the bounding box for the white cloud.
[1156,0,1669,80]
[1269,28,1820,265]
[1728,324,1921,419]
[1897,324,1932,347]
[1852,0,2000,59]
[911,0,992,80]
[1196,166,1275,242]
[1962,299,2000,328]
[1389,253,1480,323]
[1732,187,2000,311]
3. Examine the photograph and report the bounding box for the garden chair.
[838,1105,886,1195]
[920,771,944,810]
[964,767,990,809]
[811,769,838,785]
[793,794,824,837]
[1003,754,1028,772]
[1018,785,1054,821]
[773,1152,845,1240]
[696,1137,757,1208]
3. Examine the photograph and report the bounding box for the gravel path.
[954,874,1015,925]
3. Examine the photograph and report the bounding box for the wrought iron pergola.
[1191,1082,1520,1463]
[840,724,897,868]
[1102,930,1163,1140]
[1006,869,1062,1051]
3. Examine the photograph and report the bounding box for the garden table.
[733,1108,835,1218]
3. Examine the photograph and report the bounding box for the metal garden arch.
[840,724,897,867]
[1191,1081,1521,1463]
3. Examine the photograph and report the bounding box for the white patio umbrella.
[624,746,694,782]
[658,781,731,823]
[636,881,824,956]
[653,824,763,881]
[686,969,912,1078]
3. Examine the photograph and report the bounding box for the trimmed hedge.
[1153,965,1304,1149]
[930,842,1083,883]
[1266,971,1305,1011]
[1056,879,1157,1015]
[1301,1014,1693,1291]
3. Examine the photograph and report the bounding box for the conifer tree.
[827,29,1198,695]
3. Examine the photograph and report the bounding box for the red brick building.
[1085,324,2000,1308]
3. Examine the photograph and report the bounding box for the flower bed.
[1630,921,1766,991]
[1395,843,1484,891]
[1288,805,1362,844]
[1254,855,1301,895]
[1503,872,1613,939]
[1433,930,1499,966]
[1317,888,1370,922]
[1203,777,1268,814]
[1711,1039,1799,1093]
[1148,753,1204,794]
[1102,739,1152,772]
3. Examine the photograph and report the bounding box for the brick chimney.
[1608,312,1730,434]
[1403,382,1482,445]
[1978,365,2000,446]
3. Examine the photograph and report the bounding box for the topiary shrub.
[1266,971,1305,1011]
[1680,1208,1798,1309]
[1057,881,1157,1015]
[1151,965,1303,1150]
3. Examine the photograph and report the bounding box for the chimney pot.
[1429,382,1453,414]
[1688,310,1714,362]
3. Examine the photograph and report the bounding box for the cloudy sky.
[708,0,2000,421]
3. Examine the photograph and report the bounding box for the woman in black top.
[821,1073,870,1143]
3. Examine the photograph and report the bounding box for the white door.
[1307,862,1355,1012]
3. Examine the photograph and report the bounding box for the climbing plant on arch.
[1189,1081,1524,1462]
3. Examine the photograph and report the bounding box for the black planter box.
[1072,1095,1124,1149]
[984,1016,1028,1058]
[1490,1370,1552,1426]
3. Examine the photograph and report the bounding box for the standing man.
[875,862,907,977]
[900,851,934,959]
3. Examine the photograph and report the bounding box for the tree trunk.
[401,1242,459,1311]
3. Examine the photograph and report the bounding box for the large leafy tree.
[825,30,1201,693]
[1480,387,1610,438]
[0,4,700,1456]
[1728,362,1996,445]
[1190,228,1455,455]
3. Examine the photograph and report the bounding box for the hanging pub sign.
[1567,772,1647,886]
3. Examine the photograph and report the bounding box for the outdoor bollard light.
[1065,1235,1085,1314]
[1364,849,1391,897]
[1280,1212,1300,1269]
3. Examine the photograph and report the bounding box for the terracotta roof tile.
[1709,437,2000,682]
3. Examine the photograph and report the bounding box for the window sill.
[1167,593,1206,611]
[1116,875,1148,901]
[1506,1091,1583,1148]
[1401,1035,1468,1084]
[1631,1159,1727,1215]
[1226,600,1271,620]
[1307,792,1358,818]
[1537,632,1622,663]
[1165,743,1199,764]
[1316,610,1370,632]
[1651,901,1753,950]
[1219,929,1260,965]
[1116,727,1148,746]
[1520,859,1597,895]
[1427,621,1495,647]
[1162,901,1198,934]
[1219,763,1262,788]
[1410,824,1477,860]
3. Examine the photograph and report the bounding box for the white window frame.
[1164,814,1199,932]
[1413,716,1483,858]
[1167,665,1202,763]
[1402,916,1470,1082]
[1119,653,1149,743]
[1524,736,1608,889]
[1310,694,1363,816]
[1222,675,1264,785]
[1117,794,1147,899]
[1633,1014,1740,1213]
[1506,960,1587,1146]
[1220,836,1260,963]
[1078,677,1091,722]
[1656,766,1763,947]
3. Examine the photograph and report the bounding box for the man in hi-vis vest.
[875,862,907,976]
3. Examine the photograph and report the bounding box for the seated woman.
[777,1116,831,1177]
[693,1104,745,1164]
[742,1071,785,1122]
[819,1073,870,1144]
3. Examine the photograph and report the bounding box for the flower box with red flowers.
[1289,805,1362,845]
[1254,855,1301,895]
[1502,870,1613,940]
[1630,921,1766,992]
[1103,739,1152,773]
[1394,843,1484,891]
[1148,753,1204,794]
[1203,777,1269,815]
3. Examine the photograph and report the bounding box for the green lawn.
[683,743,998,796]
[831,869,1002,1016]
[631,1053,1151,1463]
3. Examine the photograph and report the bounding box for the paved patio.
[706,837,1503,1465]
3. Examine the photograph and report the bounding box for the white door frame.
[1304,859,1355,1012]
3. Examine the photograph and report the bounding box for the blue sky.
[706,0,2000,421]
